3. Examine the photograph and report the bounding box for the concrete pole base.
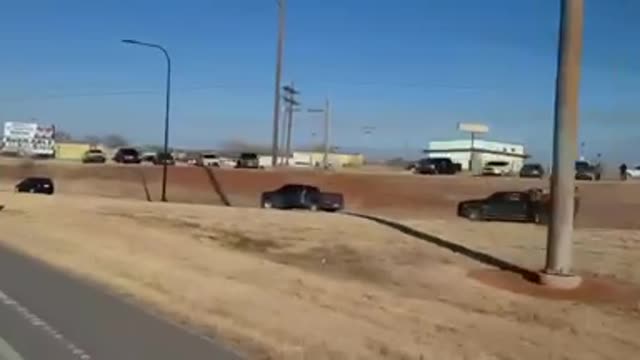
[539,271,583,289]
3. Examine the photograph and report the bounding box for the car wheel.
[466,208,483,221]
[533,212,542,224]
[262,201,272,209]
[310,204,318,211]
[29,189,35,194]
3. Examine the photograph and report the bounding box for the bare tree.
[219,139,271,155]
[54,130,74,142]
[83,135,102,145]
[102,134,129,149]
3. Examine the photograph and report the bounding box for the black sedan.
[458,190,547,224]
[15,177,55,195]
[261,184,344,212]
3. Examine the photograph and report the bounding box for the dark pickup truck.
[236,153,260,169]
[261,184,344,212]
[457,188,579,224]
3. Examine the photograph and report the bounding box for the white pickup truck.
[626,166,640,179]
[197,153,235,167]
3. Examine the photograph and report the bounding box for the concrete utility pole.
[279,102,287,165]
[308,97,332,169]
[282,83,300,166]
[542,0,584,289]
[323,97,331,169]
[271,0,287,167]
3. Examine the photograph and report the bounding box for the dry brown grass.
[0,193,639,359]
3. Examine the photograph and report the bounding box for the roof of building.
[429,139,525,147]
[423,147,530,158]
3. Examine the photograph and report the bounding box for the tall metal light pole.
[542,0,584,289]
[271,0,287,167]
[122,39,172,202]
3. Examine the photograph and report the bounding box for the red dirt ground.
[469,269,640,306]
[2,162,640,229]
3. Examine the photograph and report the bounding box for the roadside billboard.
[2,122,56,157]
[457,122,489,134]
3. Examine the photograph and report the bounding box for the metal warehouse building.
[425,139,528,173]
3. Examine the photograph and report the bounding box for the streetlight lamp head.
[121,39,140,45]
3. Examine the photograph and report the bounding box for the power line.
[0,84,249,103]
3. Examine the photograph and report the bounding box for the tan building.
[292,151,364,168]
[55,142,107,161]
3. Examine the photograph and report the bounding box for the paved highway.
[0,243,240,360]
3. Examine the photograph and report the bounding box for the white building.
[426,139,528,173]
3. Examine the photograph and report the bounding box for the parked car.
[519,163,545,178]
[113,148,141,164]
[236,153,260,169]
[81,148,107,164]
[626,165,640,179]
[575,160,601,181]
[481,161,512,176]
[261,184,344,212]
[15,177,55,195]
[457,188,579,224]
[153,152,175,166]
[413,157,457,175]
[140,152,157,163]
[197,153,223,167]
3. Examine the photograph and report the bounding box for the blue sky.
[0,0,638,162]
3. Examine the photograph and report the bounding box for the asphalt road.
[0,243,240,360]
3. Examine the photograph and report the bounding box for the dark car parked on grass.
[113,148,141,164]
[261,184,344,212]
[15,177,54,195]
[457,189,580,225]
[413,157,458,175]
[519,163,545,178]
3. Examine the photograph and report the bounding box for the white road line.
[0,335,24,360]
[0,289,91,360]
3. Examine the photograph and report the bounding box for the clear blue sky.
[0,0,638,162]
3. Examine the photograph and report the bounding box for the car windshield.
[240,153,257,159]
[202,154,218,159]
[88,149,103,154]
[486,161,509,167]
[120,149,138,155]
[575,161,591,171]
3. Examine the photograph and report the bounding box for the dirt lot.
[0,193,639,359]
[3,161,640,229]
